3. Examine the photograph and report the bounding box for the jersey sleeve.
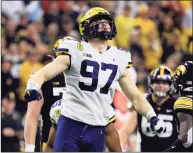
[54,37,77,57]
[174,97,193,115]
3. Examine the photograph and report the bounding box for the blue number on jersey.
[79,59,118,94]
[51,100,62,108]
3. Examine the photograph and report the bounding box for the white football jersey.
[56,39,132,126]
[50,100,63,124]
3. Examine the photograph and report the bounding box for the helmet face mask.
[151,80,170,97]
[79,7,117,40]
[148,66,174,98]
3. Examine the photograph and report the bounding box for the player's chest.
[73,50,122,77]
[71,50,122,93]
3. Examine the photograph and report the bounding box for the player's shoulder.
[173,96,193,115]
[111,46,132,63]
[58,37,80,48]
[111,46,131,55]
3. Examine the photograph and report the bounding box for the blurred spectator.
[25,1,43,22]
[1,12,9,28]
[17,37,34,61]
[43,1,60,28]
[1,92,24,152]
[58,16,76,38]
[45,23,59,51]
[161,28,184,63]
[134,5,159,39]
[2,1,25,24]
[6,43,23,80]
[128,1,148,17]
[4,19,17,48]
[1,37,7,57]
[99,1,116,16]
[182,2,192,29]
[16,14,29,33]
[7,43,21,64]
[73,1,89,14]
[68,30,81,41]
[129,26,144,62]
[1,56,19,98]
[148,3,160,25]
[59,1,79,31]
[142,31,163,71]
[165,52,182,72]
[115,5,134,50]
[136,68,148,93]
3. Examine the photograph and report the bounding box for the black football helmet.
[173,61,193,98]
[148,65,174,97]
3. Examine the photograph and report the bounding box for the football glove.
[150,116,166,134]
[24,89,42,102]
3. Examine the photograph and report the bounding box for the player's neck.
[152,94,169,106]
[88,39,108,53]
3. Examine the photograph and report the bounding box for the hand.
[150,116,166,134]
[24,89,42,102]
[2,128,15,137]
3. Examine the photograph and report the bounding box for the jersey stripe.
[174,97,193,111]
[108,116,116,124]
[50,118,56,124]
[126,62,133,68]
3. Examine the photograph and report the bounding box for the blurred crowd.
[1,0,192,152]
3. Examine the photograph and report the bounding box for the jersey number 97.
[79,59,118,94]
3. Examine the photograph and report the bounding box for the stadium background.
[1,0,192,152]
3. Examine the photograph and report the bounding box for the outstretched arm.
[119,69,156,121]
[27,55,70,90]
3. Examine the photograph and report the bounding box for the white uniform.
[50,100,63,125]
[56,39,132,126]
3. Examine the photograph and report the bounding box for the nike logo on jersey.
[166,109,173,113]
[82,53,92,58]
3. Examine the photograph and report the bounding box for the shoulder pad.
[62,36,76,41]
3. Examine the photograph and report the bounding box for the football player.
[24,45,66,152]
[24,7,165,152]
[119,66,179,151]
[165,61,193,152]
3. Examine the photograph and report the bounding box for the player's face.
[152,80,170,97]
[91,19,111,32]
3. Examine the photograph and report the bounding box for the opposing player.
[24,44,66,152]
[119,66,179,151]
[24,7,165,152]
[165,61,193,152]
